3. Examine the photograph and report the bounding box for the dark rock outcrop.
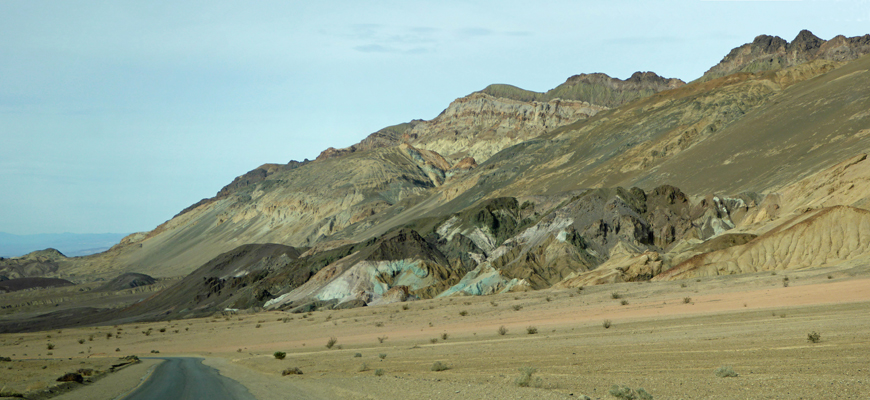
[700,30,870,81]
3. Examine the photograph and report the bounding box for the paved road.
[123,357,256,400]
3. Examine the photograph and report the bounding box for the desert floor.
[2,265,870,399]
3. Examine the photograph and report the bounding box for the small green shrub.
[402,304,409,310]
[512,305,523,311]
[378,353,387,360]
[282,367,303,376]
[515,366,542,388]
[377,336,387,343]
[441,333,449,340]
[431,361,449,371]
[273,351,286,360]
[683,297,691,304]
[603,320,612,329]
[354,353,362,358]
[326,337,338,349]
[807,331,821,343]
[498,325,508,335]
[620,299,629,306]
[358,363,368,372]
[526,326,538,335]
[611,292,621,299]
[609,385,653,400]
[47,343,55,350]
[78,339,85,344]
[374,368,385,376]
[459,310,468,316]
[430,338,438,344]
[715,365,738,378]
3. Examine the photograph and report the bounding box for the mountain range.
[3,30,870,329]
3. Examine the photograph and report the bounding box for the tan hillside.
[655,206,870,280]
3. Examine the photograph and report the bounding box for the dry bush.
[326,337,338,349]
[431,361,449,371]
[273,351,286,360]
[498,326,508,336]
[715,365,738,378]
[515,366,542,388]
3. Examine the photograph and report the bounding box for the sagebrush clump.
[273,351,286,360]
[609,385,653,400]
[515,366,542,388]
[431,361,449,371]
[715,365,738,378]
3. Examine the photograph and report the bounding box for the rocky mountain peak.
[789,29,823,52]
[700,30,870,82]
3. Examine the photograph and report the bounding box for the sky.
[2,0,869,235]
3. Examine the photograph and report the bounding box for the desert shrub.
[374,322,384,327]
[611,292,621,299]
[515,366,542,388]
[354,353,362,358]
[545,296,552,302]
[807,331,821,343]
[620,300,629,306]
[609,385,653,400]
[490,301,498,307]
[459,310,468,316]
[88,335,94,341]
[782,277,789,287]
[683,297,691,304]
[374,369,385,376]
[498,326,508,336]
[402,304,409,310]
[526,326,538,335]
[431,361,449,371]
[441,333,449,340]
[378,353,387,360]
[255,324,261,328]
[715,365,738,378]
[430,338,438,344]
[273,351,286,360]
[159,328,166,333]
[377,336,387,343]
[577,286,584,292]
[680,283,687,288]
[46,343,55,350]
[358,363,368,372]
[282,367,303,376]
[512,305,523,311]
[78,339,85,344]
[603,320,612,329]
[106,333,112,339]
[115,348,120,352]
[326,337,338,349]
[827,275,833,279]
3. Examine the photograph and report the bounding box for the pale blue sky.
[2,0,868,235]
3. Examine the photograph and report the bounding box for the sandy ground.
[2,266,870,399]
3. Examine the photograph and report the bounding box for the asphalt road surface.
[123,357,256,400]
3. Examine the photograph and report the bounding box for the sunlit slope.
[64,145,452,278]
[422,56,868,208]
